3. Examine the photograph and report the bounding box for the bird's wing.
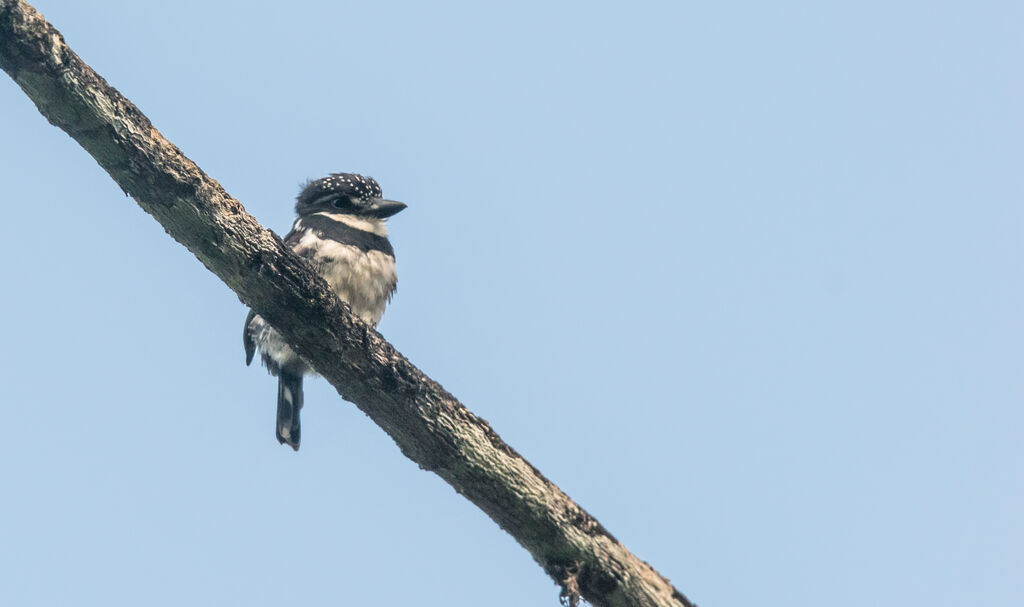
[243,309,258,366]
[243,222,315,366]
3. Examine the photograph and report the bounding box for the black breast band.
[296,214,394,256]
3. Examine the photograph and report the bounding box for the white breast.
[292,231,397,326]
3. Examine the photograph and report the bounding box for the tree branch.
[0,2,694,606]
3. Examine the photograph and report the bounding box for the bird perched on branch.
[243,173,406,451]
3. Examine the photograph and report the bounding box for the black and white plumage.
[243,173,406,451]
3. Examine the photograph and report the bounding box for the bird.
[243,173,406,451]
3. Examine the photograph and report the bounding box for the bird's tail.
[276,372,303,451]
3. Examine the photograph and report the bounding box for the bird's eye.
[331,198,348,209]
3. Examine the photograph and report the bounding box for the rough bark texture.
[0,2,695,606]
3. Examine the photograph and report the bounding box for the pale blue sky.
[1,1,1021,606]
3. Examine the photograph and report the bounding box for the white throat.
[313,212,389,237]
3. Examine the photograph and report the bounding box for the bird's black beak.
[367,198,407,218]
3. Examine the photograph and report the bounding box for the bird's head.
[295,173,407,219]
